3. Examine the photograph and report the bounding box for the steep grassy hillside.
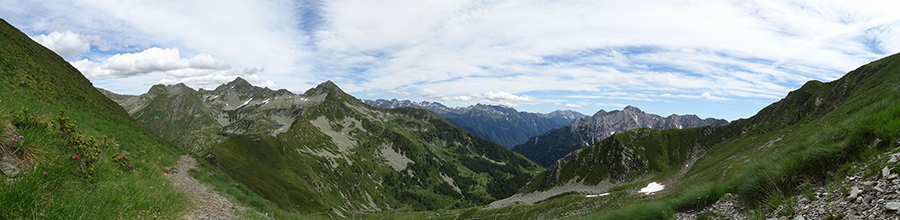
[209,81,543,217]
[0,19,188,219]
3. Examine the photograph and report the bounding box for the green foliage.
[109,152,133,171]
[13,106,44,130]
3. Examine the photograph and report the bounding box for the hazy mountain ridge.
[513,105,729,167]
[364,98,588,149]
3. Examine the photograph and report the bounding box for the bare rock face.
[569,106,728,145]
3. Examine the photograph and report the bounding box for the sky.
[3,0,899,121]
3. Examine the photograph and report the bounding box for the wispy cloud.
[5,0,900,119]
[555,103,582,108]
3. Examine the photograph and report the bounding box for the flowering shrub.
[110,152,133,171]
[10,134,24,151]
[54,109,110,183]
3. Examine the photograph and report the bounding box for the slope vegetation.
[0,19,189,219]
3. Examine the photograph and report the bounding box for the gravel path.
[165,155,241,220]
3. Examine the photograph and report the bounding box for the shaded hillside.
[0,19,188,219]
[365,99,587,149]
[513,106,728,167]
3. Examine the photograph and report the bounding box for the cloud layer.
[6,0,900,119]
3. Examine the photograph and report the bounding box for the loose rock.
[849,186,862,198]
[888,202,900,211]
[0,162,20,178]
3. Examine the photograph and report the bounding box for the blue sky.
[3,0,899,120]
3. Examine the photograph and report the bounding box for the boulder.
[0,162,20,178]
[886,202,900,211]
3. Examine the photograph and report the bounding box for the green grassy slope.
[0,19,188,219]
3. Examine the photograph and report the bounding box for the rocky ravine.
[677,152,900,220]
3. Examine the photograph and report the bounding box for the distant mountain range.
[512,106,729,167]
[364,99,587,149]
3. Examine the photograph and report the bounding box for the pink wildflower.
[43,171,47,176]
[73,154,79,160]
[127,165,133,168]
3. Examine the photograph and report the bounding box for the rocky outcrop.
[676,152,900,220]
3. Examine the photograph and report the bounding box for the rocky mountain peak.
[622,105,642,113]
[305,80,342,96]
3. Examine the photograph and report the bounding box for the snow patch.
[585,193,610,198]
[235,98,253,108]
[638,182,664,194]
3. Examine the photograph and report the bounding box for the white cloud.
[596,103,629,108]
[482,91,536,102]
[72,47,272,89]
[555,103,582,108]
[700,92,728,101]
[29,30,102,59]
[418,89,535,105]
[656,92,729,101]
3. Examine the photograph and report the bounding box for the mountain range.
[364,99,587,149]
[513,106,729,167]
